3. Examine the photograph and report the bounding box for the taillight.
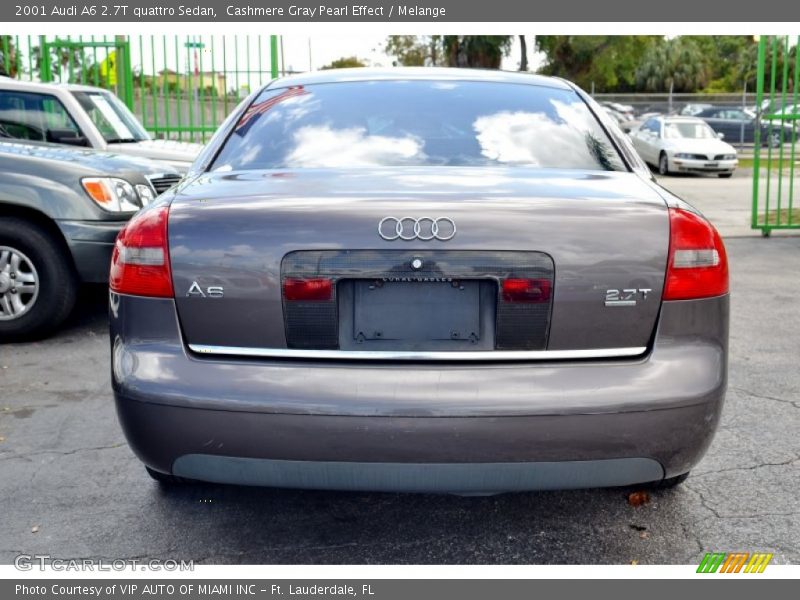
[109,205,174,297]
[283,278,333,302]
[663,207,728,301]
[501,278,552,303]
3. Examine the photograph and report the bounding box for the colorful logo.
[697,552,773,573]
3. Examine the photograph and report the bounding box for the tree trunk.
[519,35,528,71]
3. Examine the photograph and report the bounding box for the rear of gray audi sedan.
[110,68,728,493]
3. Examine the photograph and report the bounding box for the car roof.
[60,82,109,92]
[2,69,572,96]
[0,78,107,94]
[0,78,62,93]
[266,67,573,91]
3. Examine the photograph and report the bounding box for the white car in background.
[629,116,738,178]
[0,79,201,178]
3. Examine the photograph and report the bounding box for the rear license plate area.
[283,250,553,351]
[354,280,481,343]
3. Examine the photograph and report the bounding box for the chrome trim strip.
[188,344,647,362]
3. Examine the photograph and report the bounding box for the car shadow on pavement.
[134,476,696,564]
[59,284,111,335]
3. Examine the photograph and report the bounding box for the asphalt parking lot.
[1,175,798,565]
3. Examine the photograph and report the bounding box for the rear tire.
[0,218,77,341]
[145,466,195,486]
[649,472,690,489]
[718,173,733,178]
[658,153,670,176]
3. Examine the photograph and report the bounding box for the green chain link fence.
[1,34,279,143]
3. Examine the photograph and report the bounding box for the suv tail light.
[663,207,728,301]
[109,205,174,297]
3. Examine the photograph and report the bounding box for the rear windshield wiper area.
[105,138,139,144]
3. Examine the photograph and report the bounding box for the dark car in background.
[111,68,728,494]
[0,141,180,339]
[695,106,792,147]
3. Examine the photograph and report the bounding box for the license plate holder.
[353,280,481,342]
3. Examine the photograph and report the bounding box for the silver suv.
[0,79,201,172]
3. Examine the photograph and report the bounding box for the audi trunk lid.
[166,166,669,355]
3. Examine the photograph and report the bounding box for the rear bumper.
[111,294,728,491]
[57,219,124,283]
[171,456,663,494]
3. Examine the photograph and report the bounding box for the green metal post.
[65,41,73,83]
[15,35,21,79]
[234,36,239,100]
[162,35,170,139]
[775,36,790,224]
[78,35,85,83]
[788,37,799,226]
[150,36,158,136]
[138,36,146,126]
[123,40,134,108]
[258,36,263,88]
[2,36,10,76]
[763,37,778,232]
[174,37,182,141]
[186,36,195,142]
[222,36,228,117]
[270,35,279,79]
[39,36,51,82]
[246,35,251,94]
[752,37,765,230]
[91,35,99,85]
[115,37,134,109]
[211,36,218,136]
[27,36,33,81]
[199,36,206,142]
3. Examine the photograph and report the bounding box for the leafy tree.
[385,36,443,66]
[0,35,20,77]
[442,36,512,69]
[535,36,661,92]
[710,37,797,96]
[321,56,366,70]
[32,44,103,85]
[635,37,709,92]
[385,36,510,69]
[681,36,758,92]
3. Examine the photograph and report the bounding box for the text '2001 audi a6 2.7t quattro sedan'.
[110,68,729,494]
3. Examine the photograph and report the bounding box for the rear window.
[211,80,626,172]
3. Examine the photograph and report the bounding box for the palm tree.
[635,38,708,93]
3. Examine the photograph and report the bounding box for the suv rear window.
[211,80,626,172]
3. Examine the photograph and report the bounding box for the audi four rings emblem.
[378,217,457,241]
